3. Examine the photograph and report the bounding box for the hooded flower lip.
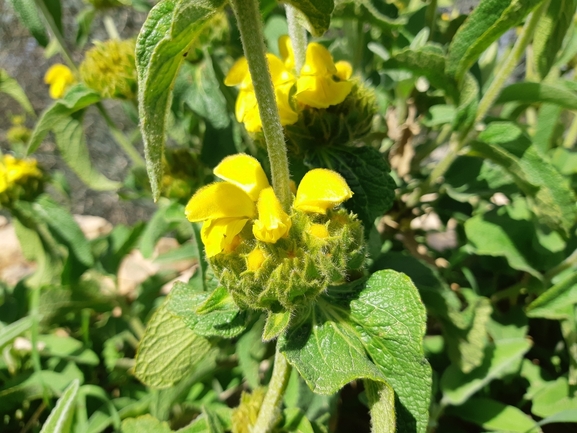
[295,43,353,109]
[253,187,292,243]
[293,168,353,214]
[224,54,298,132]
[185,154,289,257]
[44,64,76,99]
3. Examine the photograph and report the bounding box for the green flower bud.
[80,39,137,100]
[284,79,377,153]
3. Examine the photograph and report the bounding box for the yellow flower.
[278,35,295,70]
[0,155,42,194]
[294,169,353,214]
[185,154,290,257]
[44,64,76,99]
[253,187,291,243]
[246,248,266,271]
[296,43,353,109]
[224,54,298,132]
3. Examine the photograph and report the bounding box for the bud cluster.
[209,207,365,312]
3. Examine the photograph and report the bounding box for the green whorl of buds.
[80,39,137,100]
[208,208,365,312]
[161,149,209,202]
[284,79,377,154]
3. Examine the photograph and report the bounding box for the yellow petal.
[267,53,296,86]
[294,169,353,214]
[275,84,298,126]
[235,89,262,132]
[213,154,270,201]
[335,61,353,80]
[224,57,251,88]
[309,223,329,238]
[278,35,295,70]
[296,75,352,108]
[253,187,292,243]
[247,247,266,271]
[301,43,337,76]
[185,182,255,222]
[201,217,249,257]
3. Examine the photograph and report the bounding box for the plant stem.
[96,103,145,167]
[563,112,577,148]
[286,5,307,74]
[103,14,120,40]
[33,0,78,73]
[411,1,548,204]
[474,0,549,125]
[253,347,292,433]
[230,0,292,211]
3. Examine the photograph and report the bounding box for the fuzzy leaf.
[281,271,431,433]
[136,0,227,201]
[0,68,35,115]
[446,0,542,82]
[533,0,577,79]
[283,0,334,36]
[134,303,212,389]
[40,379,79,433]
[527,272,577,320]
[496,82,577,110]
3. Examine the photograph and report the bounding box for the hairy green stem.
[103,14,120,40]
[96,103,145,167]
[253,348,292,433]
[286,5,307,74]
[230,0,292,211]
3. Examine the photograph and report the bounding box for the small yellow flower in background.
[296,43,353,109]
[44,64,76,99]
[253,187,291,243]
[224,54,298,132]
[294,168,353,214]
[0,155,42,194]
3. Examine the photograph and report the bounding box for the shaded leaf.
[40,379,79,433]
[283,0,334,36]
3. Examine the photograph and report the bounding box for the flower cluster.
[80,39,137,100]
[185,154,365,314]
[224,37,354,133]
[0,154,44,208]
[44,64,76,99]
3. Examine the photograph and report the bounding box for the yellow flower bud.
[309,223,329,239]
[246,247,266,271]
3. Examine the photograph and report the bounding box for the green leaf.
[280,408,315,433]
[474,122,577,234]
[533,0,577,80]
[27,84,100,155]
[237,318,267,390]
[121,415,172,433]
[8,0,49,47]
[40,379,79,433]
[134,302,212,389]
[496,82,577,110]
[446,0,542,82]
[263,310,292,341]
[167,283,250,338]
[537,409,577,427]
[306,146,396,230]
[0,68,35,115]
[454,72,479,133]
[136,0,227,201]
[365,380,396,433]
[33,195,94,267]
[440,338,532,406]
[0,317,33,350]
[527,272,577,320]
[382,45,458,100]
[446,397,538,433]
[51,113,122,191]
[38,334,99,366]
[531,376,577,418]
[281,271,431,433]
[139,202,186,258]
[182,58,229,129]
[283,0,334,36]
